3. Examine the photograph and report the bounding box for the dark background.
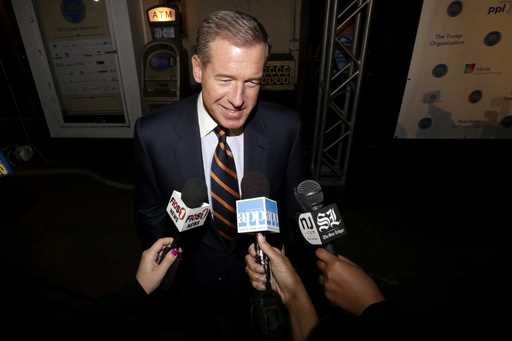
[1,0,507,333]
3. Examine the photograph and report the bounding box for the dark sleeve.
[359,300,397,321]
[93,279,149,320]
[307,302,399,340]
[73,280,155,337]
[134,118,172,249]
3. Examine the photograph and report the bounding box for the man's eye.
[246,81,261,88]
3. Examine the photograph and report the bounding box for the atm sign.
[148,7,176,23]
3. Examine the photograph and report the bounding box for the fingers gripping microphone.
[158,178,210,290]
[238,172,289,340]
[294,180,347,253]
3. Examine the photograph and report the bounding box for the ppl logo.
[488,4,509,15]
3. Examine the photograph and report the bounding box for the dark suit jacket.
[133,94,305,337]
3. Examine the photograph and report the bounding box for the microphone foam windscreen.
[181,178,207,208]
[241,171,270,198]
[295,179,324,210]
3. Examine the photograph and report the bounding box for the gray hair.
[195,10,271,65]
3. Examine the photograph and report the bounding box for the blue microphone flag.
[236,197,279,233]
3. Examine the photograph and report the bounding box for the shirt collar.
[196,92,244,137]
[197,92,217,138]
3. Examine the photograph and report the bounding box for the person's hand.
[136,237,180,294]
[316,248,384,315]
[245,234,304,305]
[246,234,319,341]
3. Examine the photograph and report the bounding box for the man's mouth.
[220,105,244,116]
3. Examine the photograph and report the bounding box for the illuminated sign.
[0,151,12,176]
[148,7,176,23]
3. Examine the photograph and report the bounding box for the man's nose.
[228,83,244,108]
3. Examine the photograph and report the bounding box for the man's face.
[192,38,266,131]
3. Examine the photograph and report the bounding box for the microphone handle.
[325,242,336,254]
[158,234,183,291]
[255,235,271,290]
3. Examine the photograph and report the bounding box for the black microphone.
[239,172,290,340]
[294,179,324,212]
[294,179,347,253]
[158,178,209,290]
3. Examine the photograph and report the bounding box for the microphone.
[157,178,210,290]
[165,179,211,233]
[237,172,289,340]
[294,179,347,253]
[237,172,278,289]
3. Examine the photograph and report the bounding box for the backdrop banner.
[395,0,512,139]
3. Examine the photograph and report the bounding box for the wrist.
[283,280,308,307]
[136,274,151,295]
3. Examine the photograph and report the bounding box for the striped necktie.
[211,126,240,240]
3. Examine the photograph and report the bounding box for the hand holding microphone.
[315,248,384,316]
[237,172,289,340]
[136,237,180,294]
[159,178,210,290]
[237,172,278,288]
[246,233,319,341]
[294,180,386,315]
[246,234,307,305]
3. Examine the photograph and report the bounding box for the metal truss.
[311,0,374,186]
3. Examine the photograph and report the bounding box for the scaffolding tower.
[311,0,374,186]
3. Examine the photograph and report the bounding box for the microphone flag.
[166,190,210,232]
[236,197,280,234]
[298,204,346,246]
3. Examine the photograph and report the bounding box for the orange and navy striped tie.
[211,126,240,239]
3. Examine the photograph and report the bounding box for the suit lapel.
[244,109,269,177]
[174,96,207,189]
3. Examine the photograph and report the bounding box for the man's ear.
[191,55,202,84]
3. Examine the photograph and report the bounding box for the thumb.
[315,247,338,264]
[147,237,173,254]
[256,233,280,261]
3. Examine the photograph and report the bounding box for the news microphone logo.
[166,190,210,232]
[298,204,346,245]
[236,197,279,233]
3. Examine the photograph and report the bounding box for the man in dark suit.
[134,10,304,339]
